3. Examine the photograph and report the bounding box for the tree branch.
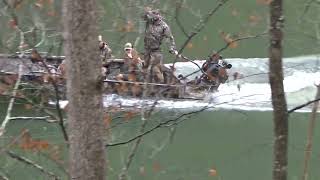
[216,32,268,54]
[6,151,60,180]
[0,176,8,180]
[288,98,320,114]
[300,0,316,21]
[174,0,188,37]
[0,173,9,180]
[9,116,58,123]
[181,32,268,79]
[0,64,22,137]
[118,117,148,180]
[107,105,210,147]
[36,52,68,142]
[177,0,229,54]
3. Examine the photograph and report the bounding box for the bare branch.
[300,0,316,21]
[107,105,210,147]
[181,32,268,79]
[35,51,68,142]
[6,151,60,180]
[9,116,58,123]
[174,0,188,37]
[216,32,268,54]
[118,118,148,180]
[0,173,9,180]
[177,0,229,54]
[0,64,22,137]
[288,98,320,114]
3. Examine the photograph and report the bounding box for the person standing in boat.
[98,35,113,78]
[99,35,112,62]
[143,7,179,83]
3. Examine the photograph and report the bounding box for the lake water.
[1,55,320,179]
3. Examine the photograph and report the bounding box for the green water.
[1,100,320,179]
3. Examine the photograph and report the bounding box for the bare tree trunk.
[62,0,106,180]
[301,85,320,180]
[269,1,288,180]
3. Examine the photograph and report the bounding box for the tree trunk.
[301,85,320,180]
[62,1,106,180]
[269,1,288,180]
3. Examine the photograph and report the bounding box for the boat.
[0,52,232,99]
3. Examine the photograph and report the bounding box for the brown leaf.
[186,42,193,49]
[231,8,239,16]
[46,0,54,4]
[208,168,217,176]
[118,21,135,32]
[139,166,146,176]
[220,31,239,48]
[3,75,18,85]
[24,104,33,110]
[152,162,161,172]
[132,83,142,97]
[128,73,136,81]
[124,111,136,121]
[257,0,273,5]
[47,10,56,17]
[48,145,64,164]
[34,0,44,8]
[103,113,112,128]
[0,83,10,94]
[8,19,17,29]
[248,15,261,25]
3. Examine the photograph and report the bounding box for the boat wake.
[55,55,320,113]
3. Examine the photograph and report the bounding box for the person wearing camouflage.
[143,8,178,83]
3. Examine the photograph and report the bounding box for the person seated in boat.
[116,42,143,82]
[197,51,232,86]
[203,50,232,70]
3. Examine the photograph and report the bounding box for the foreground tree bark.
[62,0,106,179]
[269,1,288,180]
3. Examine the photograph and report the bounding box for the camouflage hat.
[124,42,133,50]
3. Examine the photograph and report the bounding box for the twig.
[9,116,50,120]
[106,92,274,147]
[36,52,68,142]
[300,0,316,21]
[118,59,159,179]
[0,64,23,137]
[107,105,210,147]
[0,173,9,180]
[301,85,320,180]
[179,31,269,80]
[118,117,148,180]
[177,0,229,54]
[174,0,188,37]
[288,98,320,114]
[179,55,208,76]
[9,116,58,123]
[216,32,268,55]
[6,150,60,180]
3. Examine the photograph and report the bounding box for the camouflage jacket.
[100,42,112,65]
[144,20,176,52]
